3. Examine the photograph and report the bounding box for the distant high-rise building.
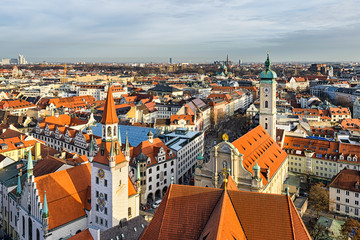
[169,58,172,64]
[18,54,28,65]
[1,58,10,65]
[239,59,243,65]
[10,58,18,64]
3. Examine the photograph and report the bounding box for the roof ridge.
[196,188,225,239]
[158,183,173,238]
[227,190,248,239]
[287,195,312,239]
[286,195,296,239]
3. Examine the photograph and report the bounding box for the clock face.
[263,87,270,94]
[98,169,105,179]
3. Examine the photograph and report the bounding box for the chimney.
[35,141,41,160]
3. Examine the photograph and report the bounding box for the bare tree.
[309,183,330,218]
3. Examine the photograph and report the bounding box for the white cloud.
[0,0,359,61]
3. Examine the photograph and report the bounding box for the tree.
[309,183,330,218]
[309,220,331,240]
[340,218,360,240]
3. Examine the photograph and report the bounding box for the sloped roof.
[92,141,125,166]
[140,184,311,240]
[330,168,360,193]
[34,163,91,230]
[68,229,93,240]
[100,87,119,125]
[232,125,287,186]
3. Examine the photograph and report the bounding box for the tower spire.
[16,173,22,196]
[27,147,33,180]
[265,50,271,71]
[43,191,49,218]
[100,86,118,125]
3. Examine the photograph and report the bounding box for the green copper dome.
[259,52,277,80]
[253,162,260,171]
[196,152,204,161]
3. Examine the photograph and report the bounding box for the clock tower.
[90,86,130,230]
[259,52,277,141]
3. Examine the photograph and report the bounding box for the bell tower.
[259,52,277,140]
[91,86,130,230]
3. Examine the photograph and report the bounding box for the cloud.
[0,0,359,62]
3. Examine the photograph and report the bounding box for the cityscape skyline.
[1,0,360,63]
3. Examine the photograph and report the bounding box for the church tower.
[91,87,130,230]
[259,52,277,141]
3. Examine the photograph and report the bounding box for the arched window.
[22,216,25,237]
[107,126,112,137]
[114,126,117,137]
[265,101,269,108]
[36,229,40,240]
[28,218,33,240]
[265,123,268,129]
[128,207,132,217]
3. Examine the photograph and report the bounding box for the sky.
[0,0,360,63]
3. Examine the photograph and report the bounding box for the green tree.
[309,183,330,218]
[340,218,360,240]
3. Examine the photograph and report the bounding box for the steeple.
[27,148,33,180]
[42,191,49,234]
[147,130,153,144]
[100,86,118,125]
[16,173,22,196]
[89,135,95,154]
[124,131,130,162]
[265,51,271,71]
[42,191,49,218]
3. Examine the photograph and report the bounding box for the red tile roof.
[92,141,125,166]
[100,87,119,125]
[329,168,360,193]
[140,184,311,240]
[68,229,93,240]
[232,125,287,186]
[35,163,91,230]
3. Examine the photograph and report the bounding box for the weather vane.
[221,163,230,190]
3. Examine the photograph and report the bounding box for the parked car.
[152,199,162,209]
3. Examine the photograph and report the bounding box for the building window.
[346,198,349,203]
[149,177,152,182]
[265,101,268,108]
[96,204,99,211]
[105,220,108,227]
[105,179,108,187]
[156,182,159,187]
[149,185,152,191]
[356,201,359,206]
[336,197,340,201]
[128,207,132,217]
[100,218,103,225]
[96,191,99,197]
[346,191,350,196]
[345,206,349,213]
[96,177,99,184]
[157,166,160,171]
[356,209,359,216]
[96,216,98,223]
[105,207,108,215]
[336,204,340,211]
[156,174,159,179]
[265,123,268,130]
[356,193,359,198]
[105,194,107,201]
[149,169,152,174]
